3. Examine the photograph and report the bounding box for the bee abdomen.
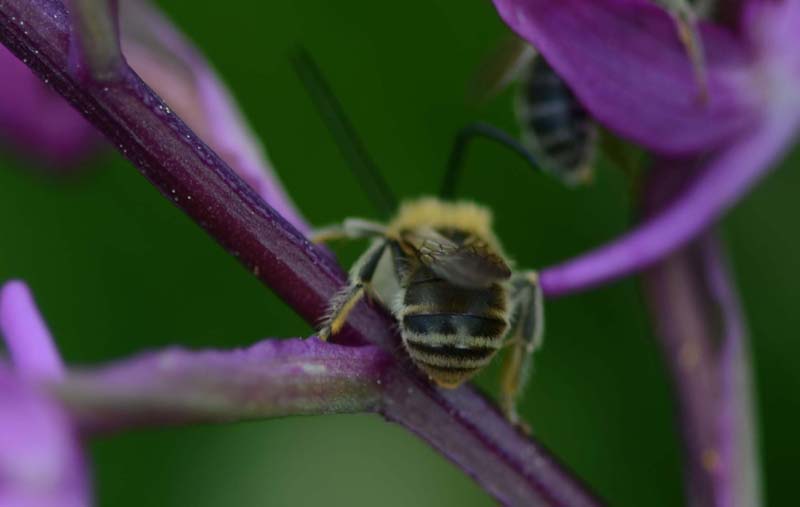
[399,270,508,387]
[404,277,506,316]
[404,337,500,388]
[516,57,595,184]
[405,339,498,367]
[401,313,506,388]
[403,313,507,340]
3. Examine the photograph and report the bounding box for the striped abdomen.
[400,267,509,388]
[515,56,596,186]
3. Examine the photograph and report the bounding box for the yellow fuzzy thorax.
[387,197,503,249]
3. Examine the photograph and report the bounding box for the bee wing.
[467,35,538,104]
[403,229,512,288]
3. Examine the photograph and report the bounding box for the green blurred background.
[1,0,798,505]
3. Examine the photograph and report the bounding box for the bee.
[469,36,598,187]
[468,0,712,186]
[313,198,543,424]
[515,53,597,186]
[292,47,544,426]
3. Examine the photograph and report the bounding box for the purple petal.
[491,0,758,154]
[0,46,100,167]
[0,281,64,382]
[743,0,800,75]
[540,112,800,297]
[0,365,89,507]
[744,0,800,41]
[118,0,310,234]
[59,338,391,432]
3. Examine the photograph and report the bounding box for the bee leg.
[662,0,708,101]
[318,239,388,340]
[310,218,387,244]
[500,271,544,432]
[695,0,717,17]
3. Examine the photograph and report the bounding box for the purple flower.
[0,367,89,507]
[490,2,771,505]
[0,279,392,505]
[1,0,307,234]
[1,0,775,505]
[0,45,99,168]
[0,281,90,507]
[0,281,64,382]
[493,0,800,296]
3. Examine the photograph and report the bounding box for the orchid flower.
[489,1,780,505]
[0,0,307,232]
[0,367,89,507]
[0,1,605,504]
[491,0,800,296]
[0,279,394,506]
[0,0,784,505]
[0,281,89,507]
[0,45,99,168]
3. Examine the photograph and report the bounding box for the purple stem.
[641,165,760,507]
[0,280,64,381]
[540,115,799,298]
[703,236,760,507]
[56,338,392,433]
[117,0,310,234]
[0,1,602,504]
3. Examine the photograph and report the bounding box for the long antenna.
[441,122,539,199]
[290,47,398,217]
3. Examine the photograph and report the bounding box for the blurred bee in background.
[468,36,597,187]
[464,0,715,187]
[292,49,544,426]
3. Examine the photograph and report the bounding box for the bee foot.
[318,327,332,341]
[513,418,532,436]
[503,407,533,435]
